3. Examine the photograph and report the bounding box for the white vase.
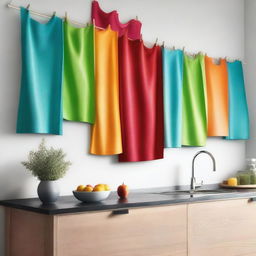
[37,180,60,204]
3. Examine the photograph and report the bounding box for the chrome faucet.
[191,150,216,191]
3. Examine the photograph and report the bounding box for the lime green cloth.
[182,54,207,146]
[63,22,95,123]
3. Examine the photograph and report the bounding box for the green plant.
[22,139,71,181]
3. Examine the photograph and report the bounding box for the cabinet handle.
[249,197,256,202]
[112,209,129,215]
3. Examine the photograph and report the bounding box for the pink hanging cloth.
[91,0,142,40]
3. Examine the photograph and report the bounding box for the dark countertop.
[1,185,256,215]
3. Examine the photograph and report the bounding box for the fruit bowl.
[73,190,111,203]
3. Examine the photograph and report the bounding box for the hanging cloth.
[91,0,142,40]
[118,35,164,162]
[162,48,183,148]
[205,56,229,136]
[225,61,249,140]
[90,27,122,155]
[182,54,207,146]
[17,8,63,134]
[63,22,95,123]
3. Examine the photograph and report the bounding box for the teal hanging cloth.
[226,61,249,140]
[17,8,63,135]
[162,48,183,148]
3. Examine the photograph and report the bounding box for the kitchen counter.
[3,185,256,255]
[1,184,256,215]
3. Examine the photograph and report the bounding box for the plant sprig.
[22,139,71,181]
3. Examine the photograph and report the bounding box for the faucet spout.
[191,150,216,191]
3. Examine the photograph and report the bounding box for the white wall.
[245,0,256,157]
[0,0,245,254]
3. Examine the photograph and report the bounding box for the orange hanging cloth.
[205,56,229,136]
[90,27,122,155]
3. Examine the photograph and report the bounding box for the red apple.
[117,183,129,199]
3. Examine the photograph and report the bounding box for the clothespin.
[8,0,13,7]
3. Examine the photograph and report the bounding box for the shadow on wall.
[0,76,20,135]
[0,13,21,136]
[0,162,34,200]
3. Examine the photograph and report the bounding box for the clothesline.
[7,2,140,41]
[7,1,245,64]
[7,2,86,27]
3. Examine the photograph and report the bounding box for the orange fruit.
[84,186,93,192]
[93,185,105,192]
[76,185,85,191]
[95,184,105,187]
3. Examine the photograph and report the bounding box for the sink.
[154,189,234,196]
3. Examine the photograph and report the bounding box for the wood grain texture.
[44,214,56,256]
[56,205,187,256]
[188,199,256,256]
[5,207,11,256]
[6,208,55,256]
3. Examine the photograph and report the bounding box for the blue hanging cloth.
[162,48,183,148]
[17,8,63,134]
[226,61,249,140]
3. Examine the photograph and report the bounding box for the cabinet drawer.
[55,205,187,256]
[188,199,256,256]
[5,208,54,256]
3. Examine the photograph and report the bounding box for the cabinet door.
[5,208,54,256]
[55,205,187,256]
[188,199,256,256]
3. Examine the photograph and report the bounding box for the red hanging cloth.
[118,35,164,162]
[91,0,142,40]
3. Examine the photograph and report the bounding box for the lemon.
[227,177,238,186]
[76,185,85,191]
[93,185,105,192]
[84,186,93,192]
[104,184,111,191]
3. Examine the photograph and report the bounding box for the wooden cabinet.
[6,198,256,256]
[56,205,187,256]
[188,199,256,256]
[5,205,187,256]
[5,208,54,256]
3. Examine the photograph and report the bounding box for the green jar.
[236,170,256,185]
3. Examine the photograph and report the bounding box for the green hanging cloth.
[182,54,207,146]
[63,22,95,123]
